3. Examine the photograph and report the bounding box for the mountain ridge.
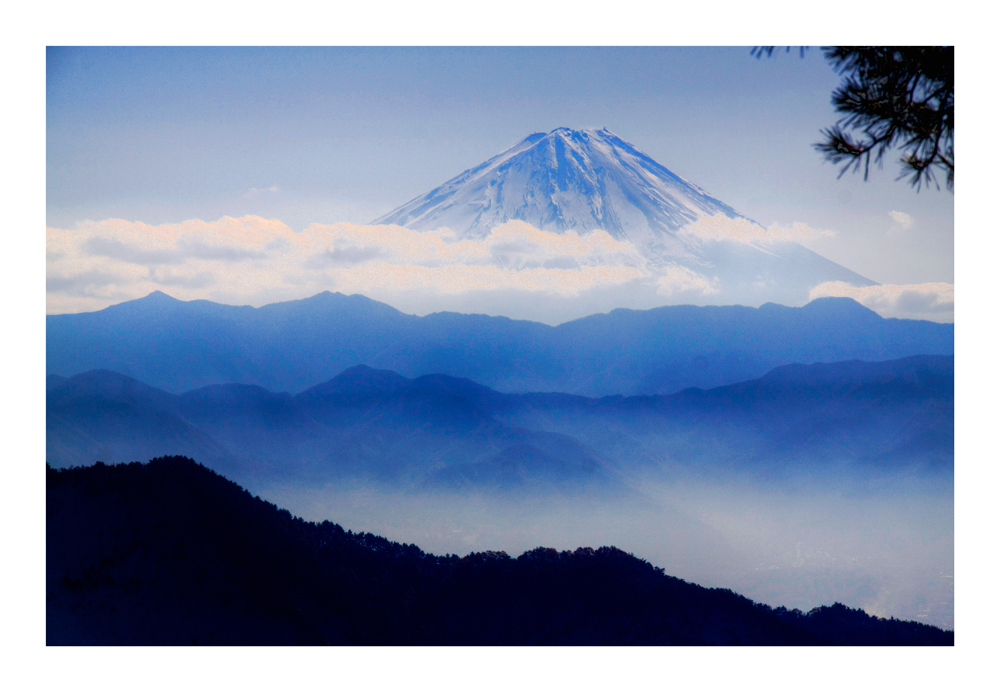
[47,355,954,492]
[47,291,953,397]
[46,456,954,645]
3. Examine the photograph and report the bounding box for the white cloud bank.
[809,281,954,322]
[656,265,720,297]
[46,216,721,316]
[680,214,835,244]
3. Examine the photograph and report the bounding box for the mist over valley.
[47,310,954,629]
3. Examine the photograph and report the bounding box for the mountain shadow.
[47,457,953,646]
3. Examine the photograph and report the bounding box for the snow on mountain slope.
[373,127,876,305]
[374,127,749,247]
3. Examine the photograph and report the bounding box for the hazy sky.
[46,46,954,318]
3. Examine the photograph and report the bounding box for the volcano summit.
[375,128,875,306]
[375,127,750,243]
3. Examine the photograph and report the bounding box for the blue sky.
[47,46,953,290]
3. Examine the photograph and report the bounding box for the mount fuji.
[374,127,875,306]
[375,127,750,242]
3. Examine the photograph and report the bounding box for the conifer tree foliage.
[755,46,954,190]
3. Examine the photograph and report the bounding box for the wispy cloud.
[46,216,680,313]
[656,265,719,296]
[243,185,280,198]
[307,245,387,268]
[82,236,184,266]
[177,239,267,262]
[889,210,914,231]
[809,281,954,321]
[680,214,835,244]
[46,270,140,295]
[149,269,217,289]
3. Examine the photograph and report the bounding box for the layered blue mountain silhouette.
[373,127,875,304]
[47,356,953,495]
[44,127,956,642]
[47,290,953,397]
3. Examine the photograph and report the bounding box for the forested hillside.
[47,457,953,645]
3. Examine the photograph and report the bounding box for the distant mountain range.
[372,127,875,304]
[47,290,954,398]
[47,355,953,495]
[46,456,953,645]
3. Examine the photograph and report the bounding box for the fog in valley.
[262,473,953,630]
[46,341,955,631]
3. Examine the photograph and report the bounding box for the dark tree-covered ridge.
[47,457,954,646]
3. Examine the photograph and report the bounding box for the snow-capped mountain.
[374,127,749,248]
[373,128,876,307]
